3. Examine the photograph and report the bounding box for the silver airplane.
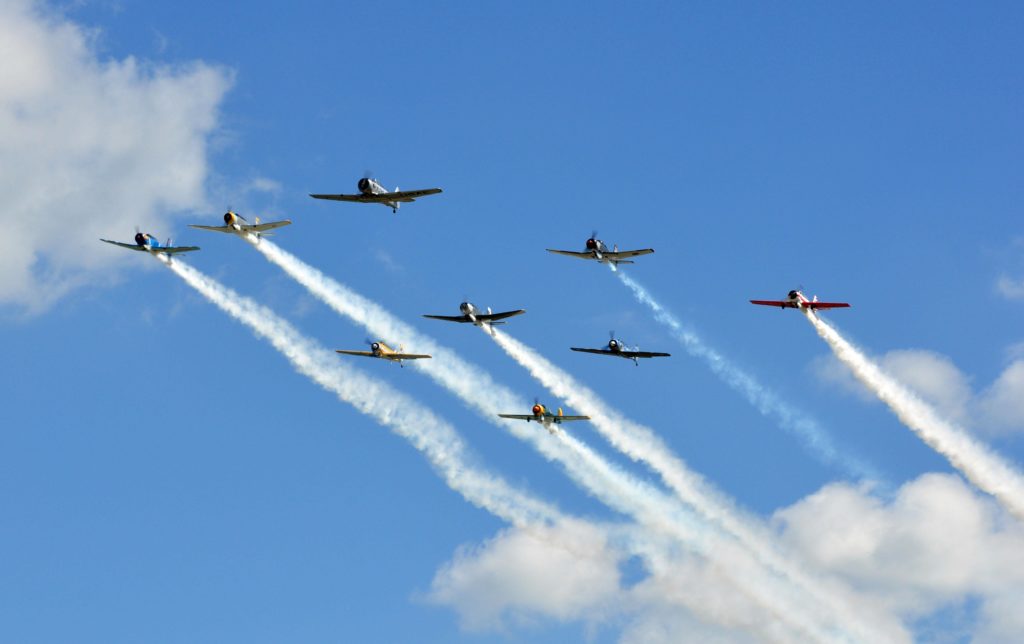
[310,176,442,213]
[189,211,292,239]
[547,233,654,267]
[422,301,525,328]
[570,332,671,366]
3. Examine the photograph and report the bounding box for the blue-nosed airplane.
[100,230,199,256]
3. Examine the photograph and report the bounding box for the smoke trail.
[807,313,1024,521]
[164,257,557,527]
[245,240,899,642]
[488,327,896,642]
[617,271,880,482]
[165,257,830,641]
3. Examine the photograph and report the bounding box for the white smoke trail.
[165,256,828,641]
[488,327,897,642]
[246,239,897,642]
[617,271,880,482]
[164,257,557,527]
[807,313,1024,521]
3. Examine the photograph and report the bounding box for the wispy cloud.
[996,275,1024,300]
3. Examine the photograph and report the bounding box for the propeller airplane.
[310,174,442,213]
[189,211,292,239]
[100,230,199,256]
[335,340,431,368]
[498,400,590,434]
[422,301,525,329]
[547,232,654,267]
[750,289,850,314]
[571,332,671,366]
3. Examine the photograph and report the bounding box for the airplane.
[570,332,671,366]
[422,302,525,328]
[189,211,292,239]
[335,340,431,368]
[750,289,851,313]
[309,175,442,213]
[498,400,590,434]
[100,230,199,256]
[547,232,654,267]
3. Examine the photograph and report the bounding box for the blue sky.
[2,1,1023,641]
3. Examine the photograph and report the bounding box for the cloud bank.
[0,0,231,312]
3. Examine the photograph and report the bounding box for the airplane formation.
[102,174,850,434]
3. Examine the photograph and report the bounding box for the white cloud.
[774,473,1024,639]
[425,519,623,632]
[427,474,1024,642]
[977,361,1024,435]
[425,519,908,642]
[0,0,232,313]
[996,275,1024,301]
[813,347,1024,435]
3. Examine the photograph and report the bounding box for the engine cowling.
[585,238,598,250]
[358,177,372,193]
[371,343,380,352]
[532,404,544,416]
[134,232,147,246]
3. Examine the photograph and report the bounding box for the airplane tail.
[558,407,564,416]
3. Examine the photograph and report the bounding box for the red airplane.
[750,289,850,313]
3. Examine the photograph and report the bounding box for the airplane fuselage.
[460,301,485,326]
[788,290,813,310]
[358,177,400,212]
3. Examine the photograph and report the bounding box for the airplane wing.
[556,416,591,422]
[570,347,611,355]
[750,300,800,308]
[310,188,442,203]
[385,188,443,202]
[335,350,376,357]
[422,314,472,323]
[160,245,200,254]
[546,249,593,259]
[309,193,366,202]
[497,414,535,421]
[602,248,655,260]
[806,302,851,310]
[621,351,671,359]
[188,224,234,233]
[248,219,292,233]
[475,309,526,323]
[100,239,148,251]
[390,353,432,360]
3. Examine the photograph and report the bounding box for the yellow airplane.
[335,341,431,368]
